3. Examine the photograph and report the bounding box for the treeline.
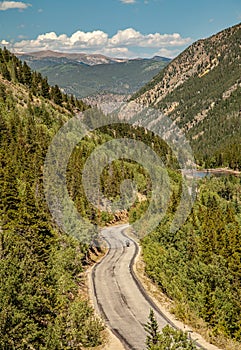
[141,175,241,346]
[0,47,87,113]
[0,55,103,348]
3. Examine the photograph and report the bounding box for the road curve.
[91,224,198,350]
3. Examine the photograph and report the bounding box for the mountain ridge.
[17,49,170,66]
[17,51,171,98]
[17,50,129,66]
[131,22,241,169]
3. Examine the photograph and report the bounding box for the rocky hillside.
[132,23,241,169]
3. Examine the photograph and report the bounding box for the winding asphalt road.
[90,224,179,350]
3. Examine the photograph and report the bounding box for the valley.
[17,50,170,98]
[0,17,241,350]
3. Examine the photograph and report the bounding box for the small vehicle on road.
[125,240,130,247]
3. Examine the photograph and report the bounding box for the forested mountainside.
[18,51,170,98]
[0,47,87,112]
[140,174,241,349]
[132,23,241,169]
[0,48,104,349]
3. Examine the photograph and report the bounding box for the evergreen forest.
[0,48,103,349]
[0,42,241,350]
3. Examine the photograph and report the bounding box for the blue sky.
[0,0,240,58]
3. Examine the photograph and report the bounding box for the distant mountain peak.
[17,50,129,66]
[151,55,171,61]
[17,50,170,67]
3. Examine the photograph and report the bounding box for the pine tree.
[51,85,63,106]
[0,83,6,101]
[1,62,11,81]
[41,77,50,99]
[2,46,10,62]
[22,61,32,87]
[0,49,4,64]
[144,309,160,349]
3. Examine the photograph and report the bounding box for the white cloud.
[1,39,9,45]
[120,0,136,4]
[110,28,141,46]
[70,30,108,47]
[0,1,31,11]
[109,29,190,48]
[8,28,192,58]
